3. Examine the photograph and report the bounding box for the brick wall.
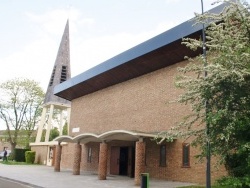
[60,139,226,184]
[31,146,48,164]
[60,143,74,170]
[69,61,189,136]
[0,143,11,151]
[144,138,227,184]
[61,60,227,184]
[80,142,99,173]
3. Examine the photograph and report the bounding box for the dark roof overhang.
[54,3,226,101]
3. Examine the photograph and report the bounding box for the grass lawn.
[0,160,38,165]
[177,186,227,188]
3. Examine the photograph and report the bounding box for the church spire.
[44,20,71,106]
[34,20,71,143]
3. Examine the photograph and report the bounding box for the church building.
[32,3,228,186]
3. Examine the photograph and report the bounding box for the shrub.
[225,152,250,177]
[8,152,14,161]
[15,148,30,162]
[25,151,36,164]
[217,176,250,188]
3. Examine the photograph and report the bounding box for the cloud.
[26,9,70,35]
[18,5,172,79]
[0,5,189,92]
[165,0,180,4]
[70,20,178,77]
[0,36,58,89]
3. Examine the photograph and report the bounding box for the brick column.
[54,143,62,172]
[73,143,82,175]
[98,142,108,180]
[134,140,145,186]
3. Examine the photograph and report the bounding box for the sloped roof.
[54,3,226,101]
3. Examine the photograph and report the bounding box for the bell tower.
[35,20,71,143]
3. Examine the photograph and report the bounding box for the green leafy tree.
[49,127,59,141]
[62,122,68,135]
[40,127,61,141]
[0,78,44,151]
[156,0,250,179]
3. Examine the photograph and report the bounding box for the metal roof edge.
[54,2,227,96]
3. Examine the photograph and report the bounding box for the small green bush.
[217,176,250,188]
[25,151,36,164]
[8,152,14,161]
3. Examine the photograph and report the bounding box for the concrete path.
[0,164,196,188]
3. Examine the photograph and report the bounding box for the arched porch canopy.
[54,135,74,143]
[54,130,157,144]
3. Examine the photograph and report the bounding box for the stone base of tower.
[30,141,67,166]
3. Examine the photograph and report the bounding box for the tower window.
[49,66,56,86]
[60,66,67,83]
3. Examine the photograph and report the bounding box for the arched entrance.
[110,146,135,177]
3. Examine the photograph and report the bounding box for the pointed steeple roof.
[44,20,71,106]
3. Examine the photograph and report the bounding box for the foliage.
[63,122,68,135]
[0,161,38,165]
[15,148,30,162]
[156,0,250,168]
[39,127,60,141]
[177,186,205,188]
[8,152,14,161]
[177,186,227,188]
[49,127,59,141]
[0,78,44,151]
[25,151,36,164]
[217,176,250,188]
[225,151,250,177]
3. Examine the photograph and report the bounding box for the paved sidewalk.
[0,164,196,188]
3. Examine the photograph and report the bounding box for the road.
[0,177,33,188]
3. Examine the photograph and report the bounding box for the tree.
[0,78,44,151]
[156,0,250,178]
[49,127,59,141]
[62,122,68,135]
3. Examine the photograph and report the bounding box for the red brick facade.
[54,144,62,172]
[72,143,81,175]
[134,141,145,185]
[29,4,229,186]
[32,145,48,164]
[70,61,189,136]
[98,143,108,180]
[55,60,226,185]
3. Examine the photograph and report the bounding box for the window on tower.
[60,65,67,83]
[49,66,56,86]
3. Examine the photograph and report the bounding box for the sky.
[1,0,249,91]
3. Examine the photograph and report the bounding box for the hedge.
[25,151,36,164]
[14,148,30,162]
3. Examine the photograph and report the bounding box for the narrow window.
[60,65,67,83]
[49,66,56,86]
[97,150,99,163]
[159,145,166,167]
[182,143,190,167]
[87,147,92,163]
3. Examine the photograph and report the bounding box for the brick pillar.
[73,143,82,175]
[54,143,62,172]
[134,140,145,186]
[98,142,108,180]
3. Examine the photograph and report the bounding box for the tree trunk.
[10,142,16,159]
